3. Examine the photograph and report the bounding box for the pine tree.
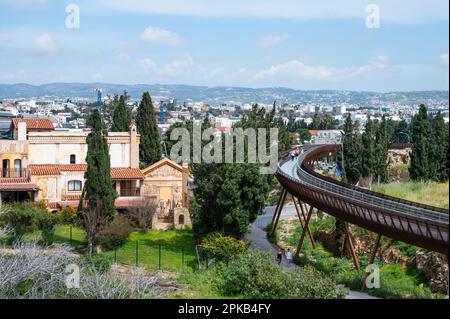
[136,92,162,167]
[409,105,432,181]
[430,112,449,182]
[374,116,389,183]
[111,95,131,132]
[79,109,117,253]
[361,116,377,178]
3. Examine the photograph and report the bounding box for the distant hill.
[0,82,448,106]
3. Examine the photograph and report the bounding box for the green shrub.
[0,202,37,243]
[202,233,248,262]
[35,210,60,246]
[216,250,344,299]
[366,264,437,299]
[98,215,132,250]
[289,266,347,299]
[87,254,114,272]
[58,207,77,225]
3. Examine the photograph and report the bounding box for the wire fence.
[1,225,205,272]
[101,241,199,272]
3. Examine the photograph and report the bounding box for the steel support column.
[295,205,314,257]
[343,222,361,271]
[271,188,287,237]
[361,233,382,292]
[298,199,316,249]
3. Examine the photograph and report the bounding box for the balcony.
[0,169,28,178]
[119,187,141,197]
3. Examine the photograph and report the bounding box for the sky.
[0,0,448,91]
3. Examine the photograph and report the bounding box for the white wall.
[28,142,129,167]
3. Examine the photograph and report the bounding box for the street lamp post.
[339,131,346,178]
[161,140,168,159]
[397,132,411,144]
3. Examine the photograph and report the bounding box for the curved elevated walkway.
[276,144,449,255]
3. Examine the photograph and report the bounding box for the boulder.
[415,251,449,294]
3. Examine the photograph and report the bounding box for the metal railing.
[118,187,141,197]
[0,169,28,178]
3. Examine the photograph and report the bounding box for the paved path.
[246,206,379,299]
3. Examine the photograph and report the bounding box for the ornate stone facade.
[142,158,192,229]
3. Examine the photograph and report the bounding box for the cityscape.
[0,0,448,311]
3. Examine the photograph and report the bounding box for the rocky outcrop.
[415,251,449,294]
[388,148,411,167]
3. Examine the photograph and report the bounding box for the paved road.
[246,206,380,299]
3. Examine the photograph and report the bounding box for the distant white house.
[309,130,343,145]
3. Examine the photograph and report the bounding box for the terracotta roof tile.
[0,183,39,191]
[28,164,143,179]
[28,165,61,176]
[111,168,144,180]
[0,178,30,184]
[12,118,54,130]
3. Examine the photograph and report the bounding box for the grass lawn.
[100,229,197,272]
[372,182,449,209]
[17,226,197,272]
[21,224,87,248]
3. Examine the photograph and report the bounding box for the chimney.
[18,122,27,141]
[130,122,139,168]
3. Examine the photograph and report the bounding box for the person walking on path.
[276,249,283,265]
[290,150,295,161]
[285,248,293,265]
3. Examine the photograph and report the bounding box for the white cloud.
[252,60,333,82]
[141,54,194,77]
[341,55,388,78]
[140,27,182,47]
[257,33,289,48]
[252,56,388,83]
[440,53,449,66]
[94,0,449,23]
[34,33,56,54]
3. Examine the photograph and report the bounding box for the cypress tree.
[136,92,162,167]
[342,114,363,185]
[430,112,449,182]
[111,95,131,132]
[409,105,432,181]
[361,116,377,179]
[374,116,389,183]
[79,109,117,253]
[337,115,362,257]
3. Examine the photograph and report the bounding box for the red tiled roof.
[28,164,143,179]
[56,164,88,172]
[0,178,30,184]
[57,197,147,209]
[62,194,82,201]
[12,118,54,130]
[0,183,39,191]
[28,165,63,176]
[0,177,39,191]
[111,168,144,180]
